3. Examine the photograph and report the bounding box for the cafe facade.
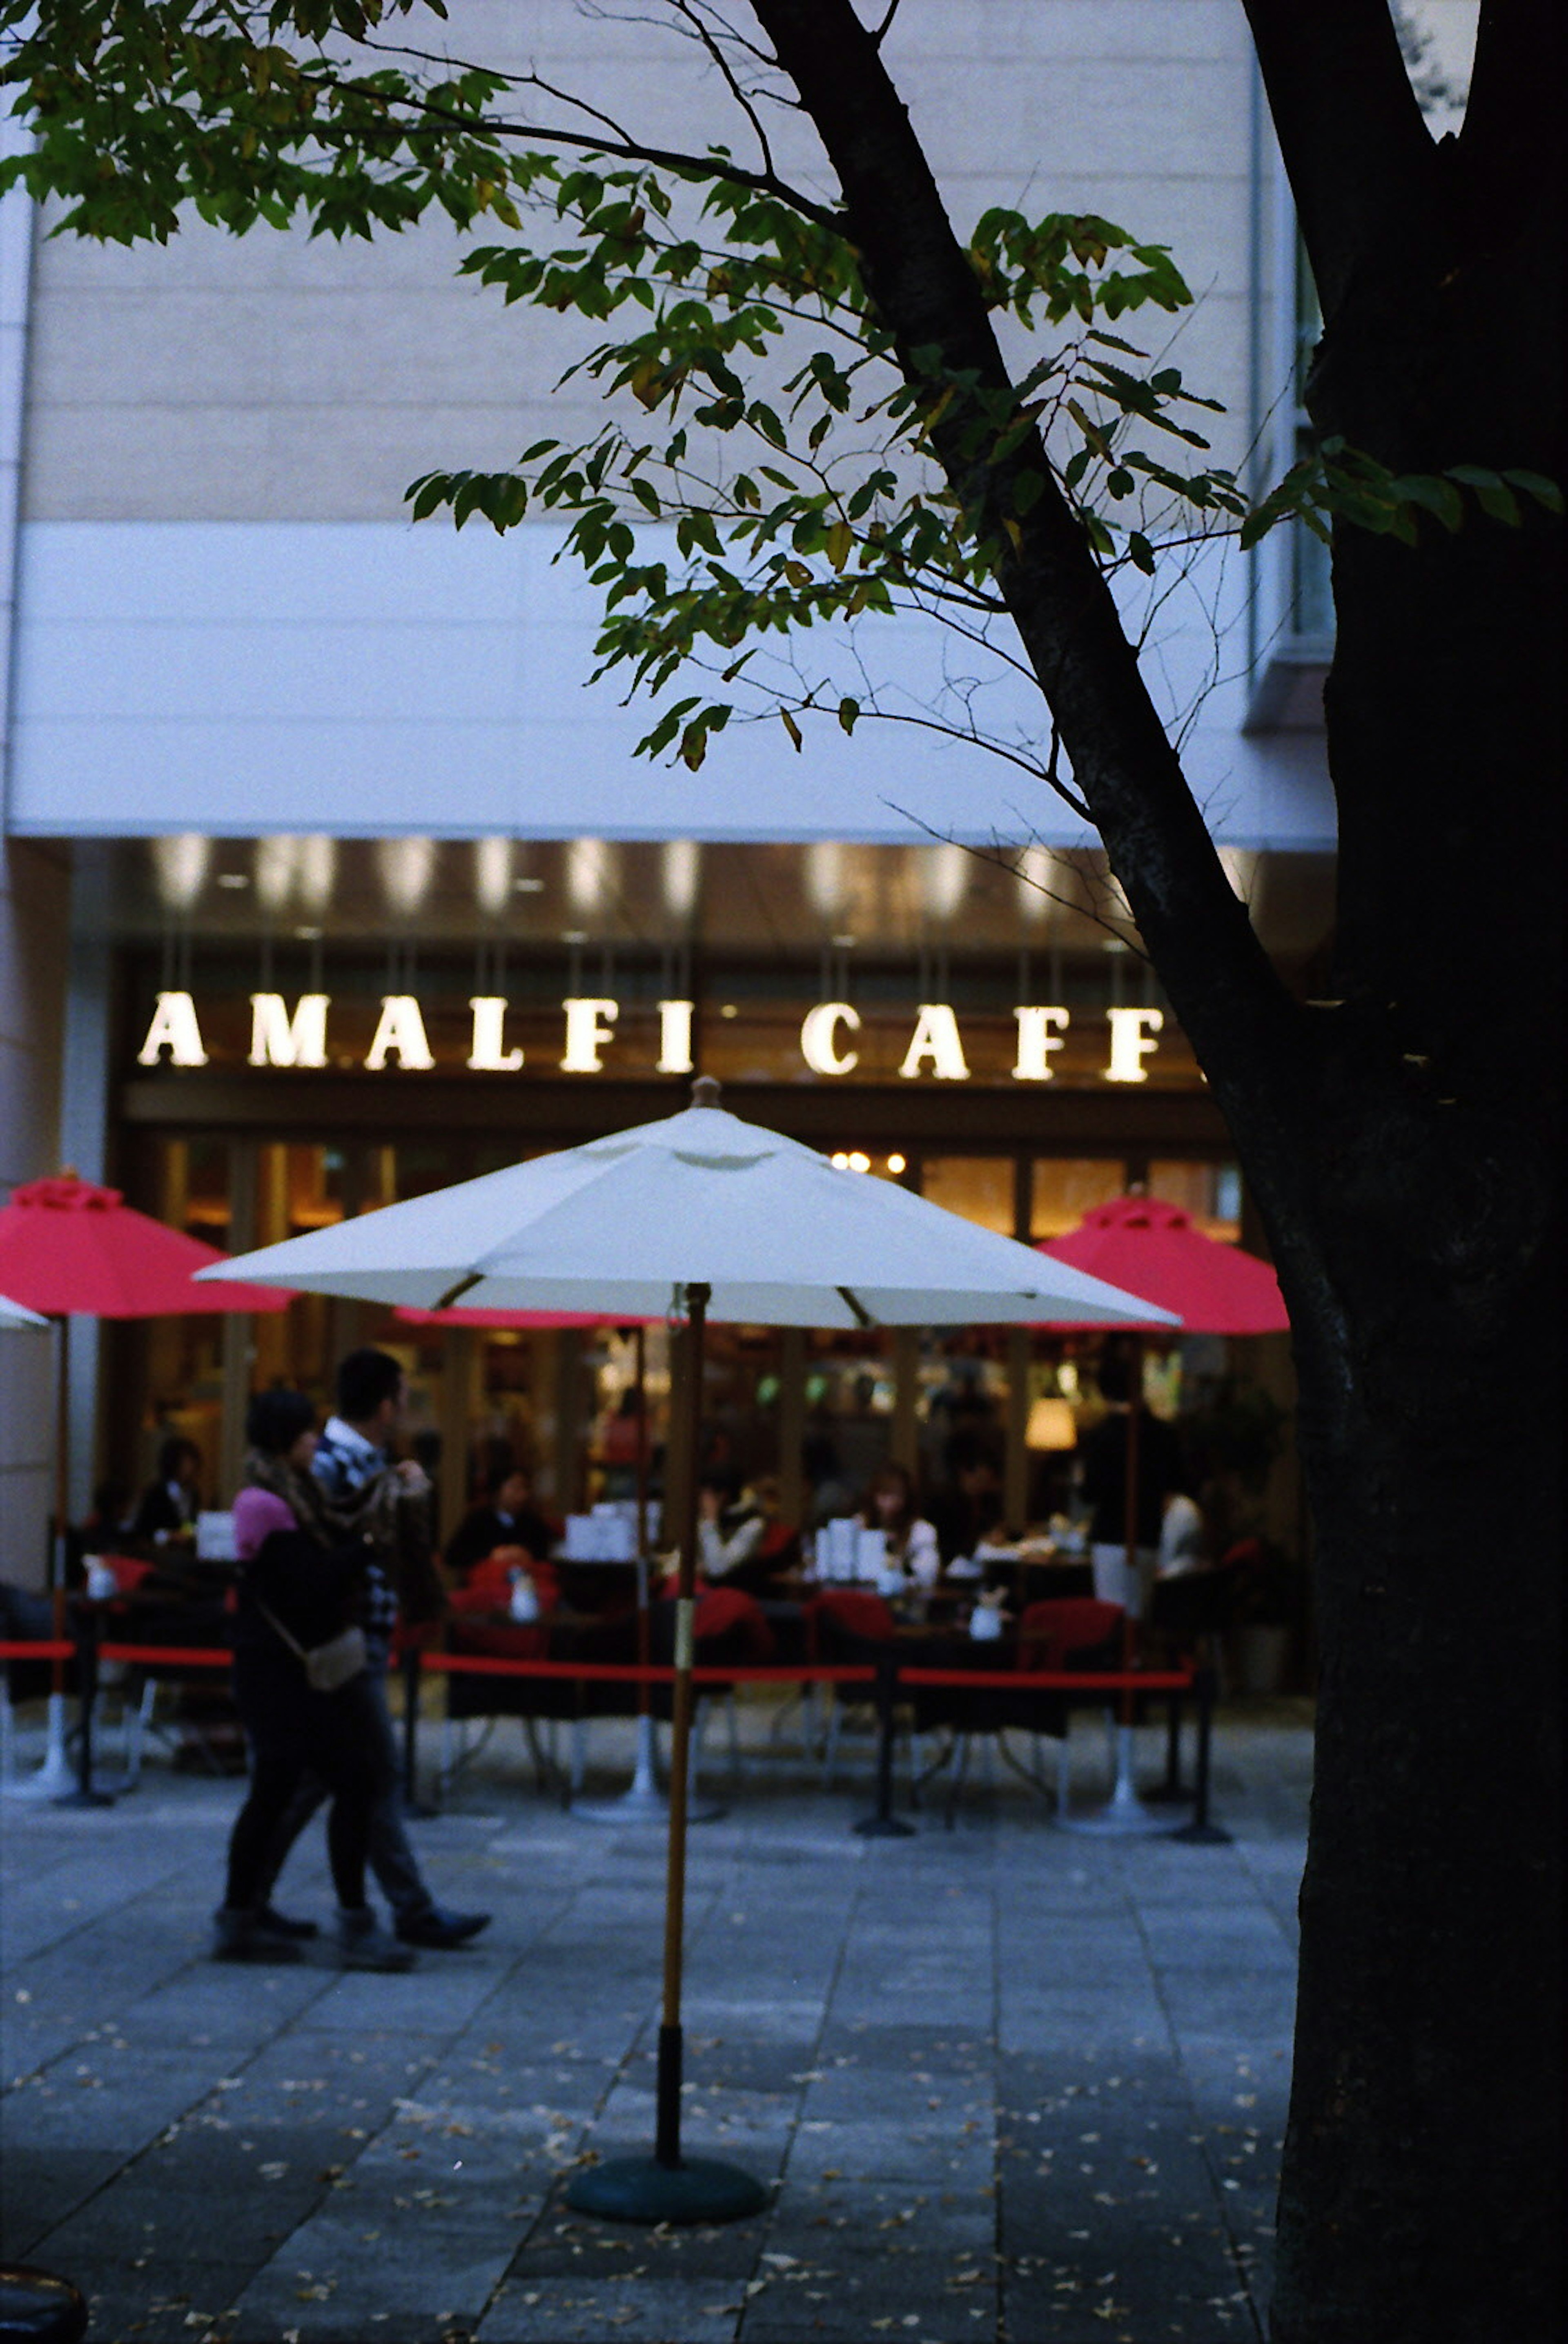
[58,831,1326,1548]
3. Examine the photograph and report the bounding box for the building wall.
[2,2,1330,849]
[21,2,1260,522]
[0,836,66,1581]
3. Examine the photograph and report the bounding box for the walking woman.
[213,1389,412,1970]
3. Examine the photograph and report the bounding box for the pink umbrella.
[1037,1194,1287,1336]
[0,1173,295,1322]
[0,1172,292,1797]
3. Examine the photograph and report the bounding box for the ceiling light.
[886,1154,906,1175]
[848,1152,871,1173]
[216,871,249,890]
[514,877,545,894]
[719,1004,738,1020]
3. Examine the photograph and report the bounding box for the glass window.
[1149,1159,1242,1242]
[1029,1158,1125,1239]
[1290,234,1332,642]
[922,1157,1017,1237]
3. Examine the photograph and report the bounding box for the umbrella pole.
[10,1318,76,1800]
[1060,1335,1167,1837]
[566,1282,764,2225]
[657,1282,707,2160]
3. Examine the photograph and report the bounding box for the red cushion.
[1018,1598,1125,1668]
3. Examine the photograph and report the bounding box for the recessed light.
[294,925,321,941]
[513,878,544,893]
[886,1154,906,1175]
[848,1151,871,1173]
[831,933,857,948]
[719,1004,738,1020]
[562,929,588,945]
[216,872,249,889]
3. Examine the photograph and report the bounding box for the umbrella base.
[1057,1726,1172,1838]
[564,2154,767,2225]
[54,1787,116,1810]
[853,1813,916,1838]
[1170,1818,1233,1845]
[574,1717,724,1824]
[2,1698,75,1803]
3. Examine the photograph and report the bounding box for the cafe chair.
[805,1590,918,1791]
[1016,1597,1127,1811]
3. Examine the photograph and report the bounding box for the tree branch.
[1239,0,1439,317]
[745,0,1314,1171]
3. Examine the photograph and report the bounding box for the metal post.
[56,1599,113,1809]
[1172,1663,1231,1845]
[855,1651,914,1839]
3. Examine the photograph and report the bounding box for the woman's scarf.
[240,1446,397,1552]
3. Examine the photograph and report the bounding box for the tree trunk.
[1263,100,1562,2329]
[1272,1228,1560,2340]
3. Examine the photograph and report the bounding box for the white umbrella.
[194,1092,1172,1330]
[200,1081,1174,2221]
[0,1291,49,1328]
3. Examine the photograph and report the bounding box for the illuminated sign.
[136,990,1169,1083]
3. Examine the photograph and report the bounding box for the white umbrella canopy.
[196,1094,1176,1331]
[0,1292,49,1328]
[198,1082,1174,2224]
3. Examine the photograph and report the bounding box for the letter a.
[898,1004,969,1081]
[137,991,208,1068]
[365,995,435,1071]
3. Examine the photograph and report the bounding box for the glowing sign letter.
[898,1004,969,1081]
[467,997,524,1073]
[1105,1006,1164,1083]
[656,999,695,1076]
[136,991,208,1068]
[561,997,619,1074]
[800,1001,861,1077]
[365,994,435,1071]
[248,992,329,1070]
[1012,1005,1069,1081]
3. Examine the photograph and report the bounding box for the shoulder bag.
[256,1600,368,1693]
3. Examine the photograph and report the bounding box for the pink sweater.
[232,1487,297,1562]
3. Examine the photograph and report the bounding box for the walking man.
[261,1346,491,1950]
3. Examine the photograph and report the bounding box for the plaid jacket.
[312,1418,401,1658]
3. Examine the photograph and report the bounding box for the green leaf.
[780,708,803,751]
[837,695,860,734]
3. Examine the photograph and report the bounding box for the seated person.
[697,1471,766,1581]
[860,1462,941,1588]
[132,1436,203,1545]
[929,1438,1005,1564]
[443,1464,556,1584]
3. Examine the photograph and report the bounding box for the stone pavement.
[1,1700,1310,2344]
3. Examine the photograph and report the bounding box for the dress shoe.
[394,1905,492,1950]
[336,1907,417,1972]
[210,1907,303,1963]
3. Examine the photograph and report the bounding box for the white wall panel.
[8,520,1333,849]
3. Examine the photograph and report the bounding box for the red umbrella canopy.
[1036,1194,1289,1337]
[0,1174,293,1319]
